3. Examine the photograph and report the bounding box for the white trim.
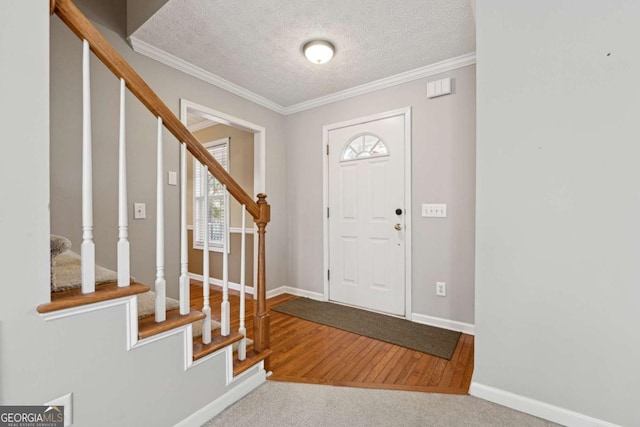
[266,285,324,301]
[322,107,413,318]
[39,295,137,322]
[187,224,256,234]
[173,368,266,427]
[130,36,476,116]
[183,324,194,370]
[286,53,476,114]
[189,341,230,370]
[230,227,255,234]
[125,294,139,349]
[231,360,264,383]
[403,109,413,320]
[131,37,286,115]
[411,313,475,335]
[131,323,190,349]
[469,383,621,427]
[188,273,255,296]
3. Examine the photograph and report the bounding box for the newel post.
[50,0,56,15]
[254,194,271,361]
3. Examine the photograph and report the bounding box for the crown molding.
[129,36,475,116]
[284,52,476,115]
[129,36,287,115]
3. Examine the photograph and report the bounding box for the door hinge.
[326,145,329,155]
[327,207,330,218]
[328,270,330,281]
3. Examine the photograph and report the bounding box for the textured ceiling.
[132,0,475,108]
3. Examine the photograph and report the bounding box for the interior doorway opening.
[180,99,266,298]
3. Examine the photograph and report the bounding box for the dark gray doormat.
[271,298,461,360]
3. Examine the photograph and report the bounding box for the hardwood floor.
[190,280,474,394]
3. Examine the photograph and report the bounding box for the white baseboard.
[411,313,475,335]
[174,368,266,427]
[188,273,255,296]
[470,383,621,427]
[189,274,324,302]
[266,286,324,301]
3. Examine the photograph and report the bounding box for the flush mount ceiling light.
[303,40,335,64]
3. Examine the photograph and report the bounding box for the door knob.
[394,223,403,231]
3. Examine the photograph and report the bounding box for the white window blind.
[194,138,229,250]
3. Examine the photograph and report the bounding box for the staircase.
[41,0,271,384]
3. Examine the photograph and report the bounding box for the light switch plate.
[422,203,447,218]
[427,77,452,98]
[168,171,177,186]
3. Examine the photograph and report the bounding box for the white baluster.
[201,165,212,344]
[81,39,95,294]
[155,117,166,322]
[117,78,130,288]
[179,143,189,314]
[221,186,230,336]
[237,205,247,361]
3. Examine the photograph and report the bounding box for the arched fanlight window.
[341,133,389,161]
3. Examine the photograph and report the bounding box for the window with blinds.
[193,138,229,250]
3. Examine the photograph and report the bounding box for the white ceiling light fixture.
[303,40,335,64]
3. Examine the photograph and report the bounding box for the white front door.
[328,113,407,316]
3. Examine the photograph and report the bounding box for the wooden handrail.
[51,0,271,364]
[52,0,260,219]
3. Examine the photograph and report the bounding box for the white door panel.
[328,114,405,315]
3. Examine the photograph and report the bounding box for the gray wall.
[285,66,476,324]
[127,0,170,36]
[1,2,255,426]
[474,1,640,425]
[50,5,287,296]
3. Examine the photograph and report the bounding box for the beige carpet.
[137,290,180,318]
[52,250,120,292]
[202,382,559,427]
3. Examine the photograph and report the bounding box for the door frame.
[180,99,266,298]
[322,107,413,320]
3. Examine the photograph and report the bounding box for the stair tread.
[193,331,244,361]
[233,349,272,376]
[138,309,205,340]
[37,282,149,313]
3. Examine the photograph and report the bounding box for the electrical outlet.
[134,203,146,219]
[436,281,446,297]
[44,392,72,427]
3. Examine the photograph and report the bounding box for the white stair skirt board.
[174,367,266,427]
[266,286,324,301]
[469,383,622,427]
[411,313,475,335]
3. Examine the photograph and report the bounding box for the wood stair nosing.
[233,349,272,376]
[37,282,150,313]
[138,308,205,340]
[193,331,244,361]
